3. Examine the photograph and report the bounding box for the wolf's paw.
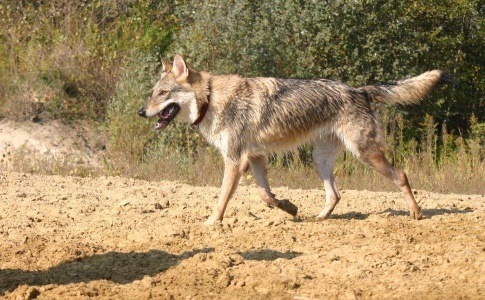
[313,215,329,222]
[410,206,423,220]
[279,199,298,216]
[203,215,222,226]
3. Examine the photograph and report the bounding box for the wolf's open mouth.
[155,103,180,130]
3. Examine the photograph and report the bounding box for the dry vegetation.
[0,0,484,195]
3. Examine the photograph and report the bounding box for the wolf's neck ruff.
[192,82,210,126]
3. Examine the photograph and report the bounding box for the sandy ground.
[0,170,484,299]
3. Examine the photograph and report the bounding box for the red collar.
[192,86,210,126]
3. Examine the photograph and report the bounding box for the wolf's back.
[359,70,451,105]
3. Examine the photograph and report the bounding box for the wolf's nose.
[138,107,147,118]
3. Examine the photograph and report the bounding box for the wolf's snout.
[137,107,147,118]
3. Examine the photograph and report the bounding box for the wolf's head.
[138,54,206,130]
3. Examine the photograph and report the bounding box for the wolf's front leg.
[204,159,241,226]
[249,156,298,216]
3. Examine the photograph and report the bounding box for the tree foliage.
[174,0,484,138]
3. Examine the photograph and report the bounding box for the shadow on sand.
[0,247,214,295]
[292,207,473,221]
[239,249,303,261]
[379,207,474,218]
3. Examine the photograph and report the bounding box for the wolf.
[138,54,449,225]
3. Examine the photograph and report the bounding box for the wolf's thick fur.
[138,54,449,225]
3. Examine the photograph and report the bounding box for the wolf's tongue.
[154,103,180,130]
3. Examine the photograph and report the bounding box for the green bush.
[174,0,484,135]
[0,0,174,121]
[107,54,157,171]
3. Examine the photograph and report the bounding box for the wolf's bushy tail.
[359,70,452,105]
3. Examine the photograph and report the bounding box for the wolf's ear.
[172,54,189,82]
[161,60,172,74]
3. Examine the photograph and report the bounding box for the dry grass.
[2,93,483,196]
[335,154,485,195]
[1,148,101,178]
[2,138,484,196]
[86,134,485,196]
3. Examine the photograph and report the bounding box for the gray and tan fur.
[138,54,449,225]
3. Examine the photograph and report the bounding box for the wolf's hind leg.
[358,145,422,220]
[204,158,241,226]
[249,156,298,216]
[313,138,343,220]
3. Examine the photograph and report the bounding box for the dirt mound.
[0,172,484,299]
[0,120,105,168]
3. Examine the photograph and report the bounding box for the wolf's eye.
[159,90,167,96]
